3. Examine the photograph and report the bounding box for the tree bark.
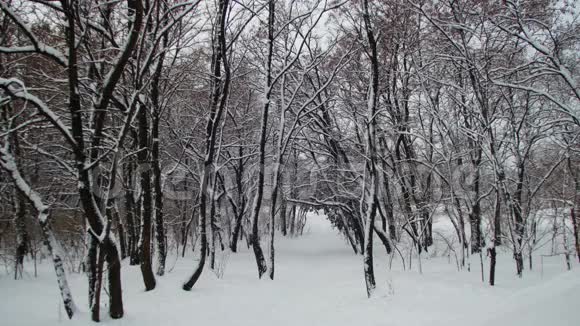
[183,0,231,290]
[571,208,580,263]
[14,189,29,280]
[152,31,167,276]
[125,157,140,265]
[230,146,246,252]
[137,102,156,291]
[489,189,500,286]
[361,0,379,297]
[152,107,166,277]
[280,196,287,236]
[248,0,275,279]
[569,158,580,262]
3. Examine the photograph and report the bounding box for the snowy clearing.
[1,213,578,326]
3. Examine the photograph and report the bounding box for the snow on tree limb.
[0,77,77,149]
[0,2,67,67]
[0,143,77,319]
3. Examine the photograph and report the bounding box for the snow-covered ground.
[1,212,578,326]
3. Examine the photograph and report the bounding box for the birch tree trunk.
[0,146,77,319]
[361,0,380,297]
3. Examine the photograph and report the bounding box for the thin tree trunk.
[469,152,484,253]
[182,201,207,290]
[513,163,525,277]
[280,196,287,236]
[14,189,28,280]
[249,0,275,279]
[0,149,77,318]
[183,0,231,290]
[490,189,500,286]
[569,158,580,262]
[103,237,124,319]
[10,127,29,280]
[343,213,359,255]
[289,204,296,236]
[381,167,396,240]
[563,212,571,271]
[112,203,127,259]
[87,234,98,314]
[571,208,580,263]
[373,223,392,254]
[209,176,220,270]
[125,159,140,265]
[138,102,156,291]
[152,32,167,276]
[153,114,166,276]
[361,0,379,297]
[230,146,246,252]
[268,167,280,280]
[91,246,105,321]
[230,209,244,252]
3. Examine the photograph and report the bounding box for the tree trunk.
[249,0,275,279]
[103,237,124,319]
[569,157,580,262]
[513,163,526,277]
[125,159,140,265]
[489,190,500,286]
[268,164,281,280]
[183,0,231,290]
[469,155,484,253]
[0,150,77,319]
[230,209,244,252]
[63,0,141,318]
[151,32,167,276]
[343,214,359,255]
[289,204,296,236]
[182,201,207,290]
[361,0,379,298]
[209,178,220,270]
[87,234,98,314]
[138,103,156,291]
[563,212,571,271]
[489,247,496,286]
[43,216,77,319]
[112,203,127,259]
[381,168,397,240]
[280,196,287,236]
[571,208,580,263]
[230,146,246,252]
[469,204,484,253]
[373,224,392,254]
[153,113,166,276]
[14,189,29,280]
[91,245,105,322]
